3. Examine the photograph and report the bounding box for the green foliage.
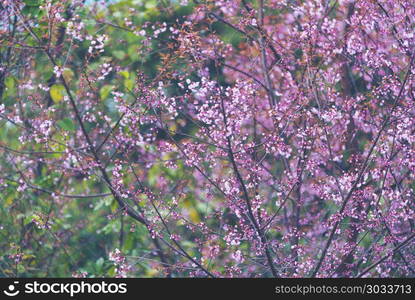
[0,0,194,278]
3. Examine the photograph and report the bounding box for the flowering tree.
[0,0,414,278]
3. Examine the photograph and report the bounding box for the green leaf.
[5,76,16,90]
[113,50,126,60]
[127,45,140,61]
[3,77,16,100]
[118,70,130,79]
[144,0,157,9]
[62,68,75,82]
[124,78,134,91]
[23,0,41,6]
[21,6,40,16]
[49,84,66,103]
[57,118,76,132]
[96,257,104,270]
[100,85,113,100]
